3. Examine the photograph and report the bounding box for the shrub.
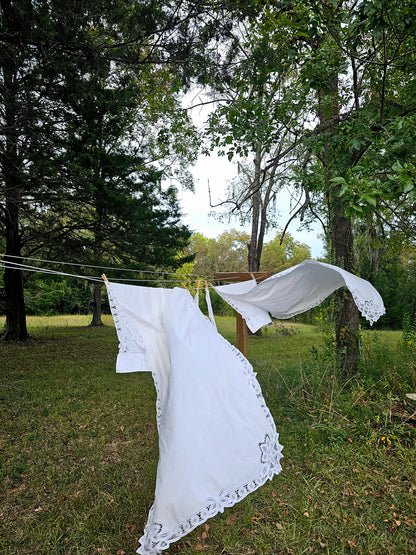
[24,276,91,315]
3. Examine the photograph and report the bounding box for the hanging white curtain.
[106,282,283,555]
[215,260,385,332]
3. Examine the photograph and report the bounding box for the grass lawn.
[1,315,415,554]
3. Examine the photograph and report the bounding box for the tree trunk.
[4,194,29,340]
[331,201,360,375]
[247,144,263,272]
[89,281,104,327]
[2,34,29,341]
[3,254,29,341]
[316,50,360,375]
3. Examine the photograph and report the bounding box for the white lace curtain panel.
[106,283,283,555]
[105,260,385,554]
[215,260,385,332]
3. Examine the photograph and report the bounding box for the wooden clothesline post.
[213,272,270,357]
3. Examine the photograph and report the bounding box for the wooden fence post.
[213,272,270,357]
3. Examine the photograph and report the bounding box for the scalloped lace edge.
[216,286,385,331]
[349,294,385,325]
[271,289,385,324]
[137,445,282,555]
[137,289,283,554]
[106,285,164,428]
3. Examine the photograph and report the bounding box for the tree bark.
[2,25,29,341]
[247,144,263,272]
[317,51,360,375]
[89,281,105,327]
[3,195,29,340]
[331,201,360,375]
[3,273,28,341]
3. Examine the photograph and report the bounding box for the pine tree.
[1,0,235,338]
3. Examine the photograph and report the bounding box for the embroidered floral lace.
[215,260,385,332]
[106,283,283,555]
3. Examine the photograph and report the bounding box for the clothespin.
[205,280,209,290]
[102,274,109,284]
[181,282,188,290]
[196,280,201,292]
[250,273,256,282]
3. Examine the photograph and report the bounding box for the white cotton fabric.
[106,282,283,555]
[215,260,385,332]
[205,284,217,330]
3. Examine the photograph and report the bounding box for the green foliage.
[402,313,416,345]
[260,232,311,274]
[280,329,415,451]
[181,230,251,276]
[229,0,416,238]
[180,229,312,280]
[358,233,416,329]
[22,276,107,317]
[24,279,84,316]
[41,24,197,273]
[333,116,416,223]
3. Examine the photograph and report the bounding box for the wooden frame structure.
[214,272,270,357]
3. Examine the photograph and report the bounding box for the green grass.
[1,316,415,554]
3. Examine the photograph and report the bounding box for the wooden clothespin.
[102,274,109,284]
[181,282,188,290]
[205,280,209,290]
[250,273,256,282]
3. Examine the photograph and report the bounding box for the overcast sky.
[177,93,325,260]
[177,152,325,259]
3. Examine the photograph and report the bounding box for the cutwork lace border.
[106,284,164,429]
[137,443,282,555]
[137,289,283,554]
[215,261,385,330]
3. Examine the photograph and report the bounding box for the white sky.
[178,152,325,259]
[177,93,325,260]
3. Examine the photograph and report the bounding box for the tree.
[55,58,198,326]
[0,0,242,339]
[205,18,306,272]
[204,0,416,373]
[292,0,416,372]
[184,230,251,277]
[0,0,66,340]
[260,233,311,275]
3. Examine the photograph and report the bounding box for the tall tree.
[204,0,416,373]
[205,20,306,272]
[56,61,197,326]
[292,0,416,372]
[0,0,243,339]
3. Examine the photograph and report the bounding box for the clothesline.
[0,261,102,282]
[0,260,241,288]
[0,253,231,280]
